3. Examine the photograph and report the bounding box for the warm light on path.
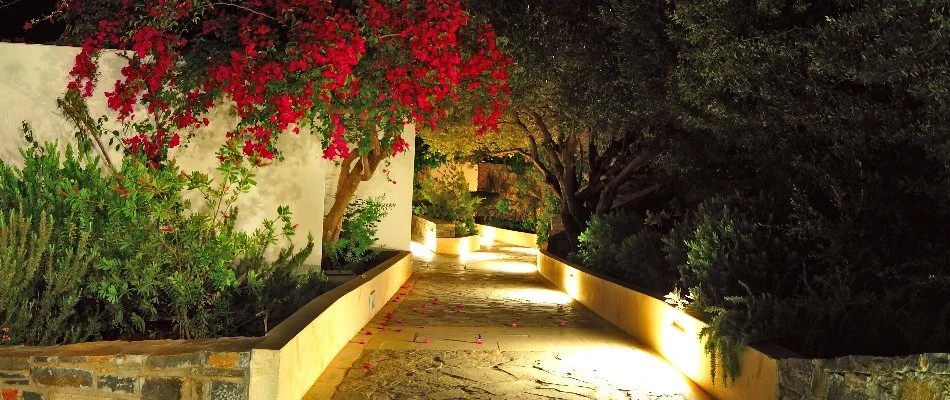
[306,241,711,399]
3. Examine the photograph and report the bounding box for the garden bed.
[410,215,480,255]
[0,251,412,400]
[536,250,949,400]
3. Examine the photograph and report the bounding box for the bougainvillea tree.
[54,0,511,254]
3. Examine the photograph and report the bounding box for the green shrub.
[0,206,102,345]
[667,191,950,384]
[323,196,393,268]
[0,141,317,342]
[572,212,640,268]
[232,236,325,335]
[415,167,480,236]
[572,211,677,293]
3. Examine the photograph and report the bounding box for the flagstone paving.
[305,243,712,400]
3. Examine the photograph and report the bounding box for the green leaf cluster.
[0,141,322,343]
[323,196,394,269]
[414,167,480,237]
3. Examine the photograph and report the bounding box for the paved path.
[305,242,712,400]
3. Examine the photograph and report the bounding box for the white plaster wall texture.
[0,42,128,165]
[0,42,414,265]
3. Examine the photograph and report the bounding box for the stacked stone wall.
[0,346,252,400]
[778,354,950,400]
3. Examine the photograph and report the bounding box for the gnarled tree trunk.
[321,129,388,262]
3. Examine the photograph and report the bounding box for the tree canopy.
[424,0,679,242]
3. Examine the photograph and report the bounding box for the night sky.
[0,0,64,43]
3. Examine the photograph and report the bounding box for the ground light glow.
[409,241,434,262]
[555,344,697,396]
[478,226,496,245]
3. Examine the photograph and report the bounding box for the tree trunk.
[560,205,583,249]
[322,142,387,263]
[322,162,364,256]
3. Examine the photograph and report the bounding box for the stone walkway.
[305,242,712,400]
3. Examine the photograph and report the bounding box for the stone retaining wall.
[0,339,257,400]
[778,354,950,400]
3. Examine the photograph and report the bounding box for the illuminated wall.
[0,42,415,265]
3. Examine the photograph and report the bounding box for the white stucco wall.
[0,42,414,266]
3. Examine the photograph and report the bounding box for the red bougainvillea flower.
[61,0,511,167]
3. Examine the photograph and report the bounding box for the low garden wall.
[476,223,537,248]
[537,250,950,400]
[411,215,479,255]
[537,249,784,400]
[0,251,412,400]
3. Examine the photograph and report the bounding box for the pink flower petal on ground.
[475,338,484,344]
[382,322,390,326]
[511,323,518,328]
[422,303,427,308]
[395,328,403,332]
[423,338,431,344]
[359,339,366,344]
[366,331,373,336]
[421,310,428,315]
[397,319,404,323]
[401,284,410,289]
[362,363,372,370]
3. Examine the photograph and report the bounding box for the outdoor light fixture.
[659,313,703,379]
[565,270,580,299]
